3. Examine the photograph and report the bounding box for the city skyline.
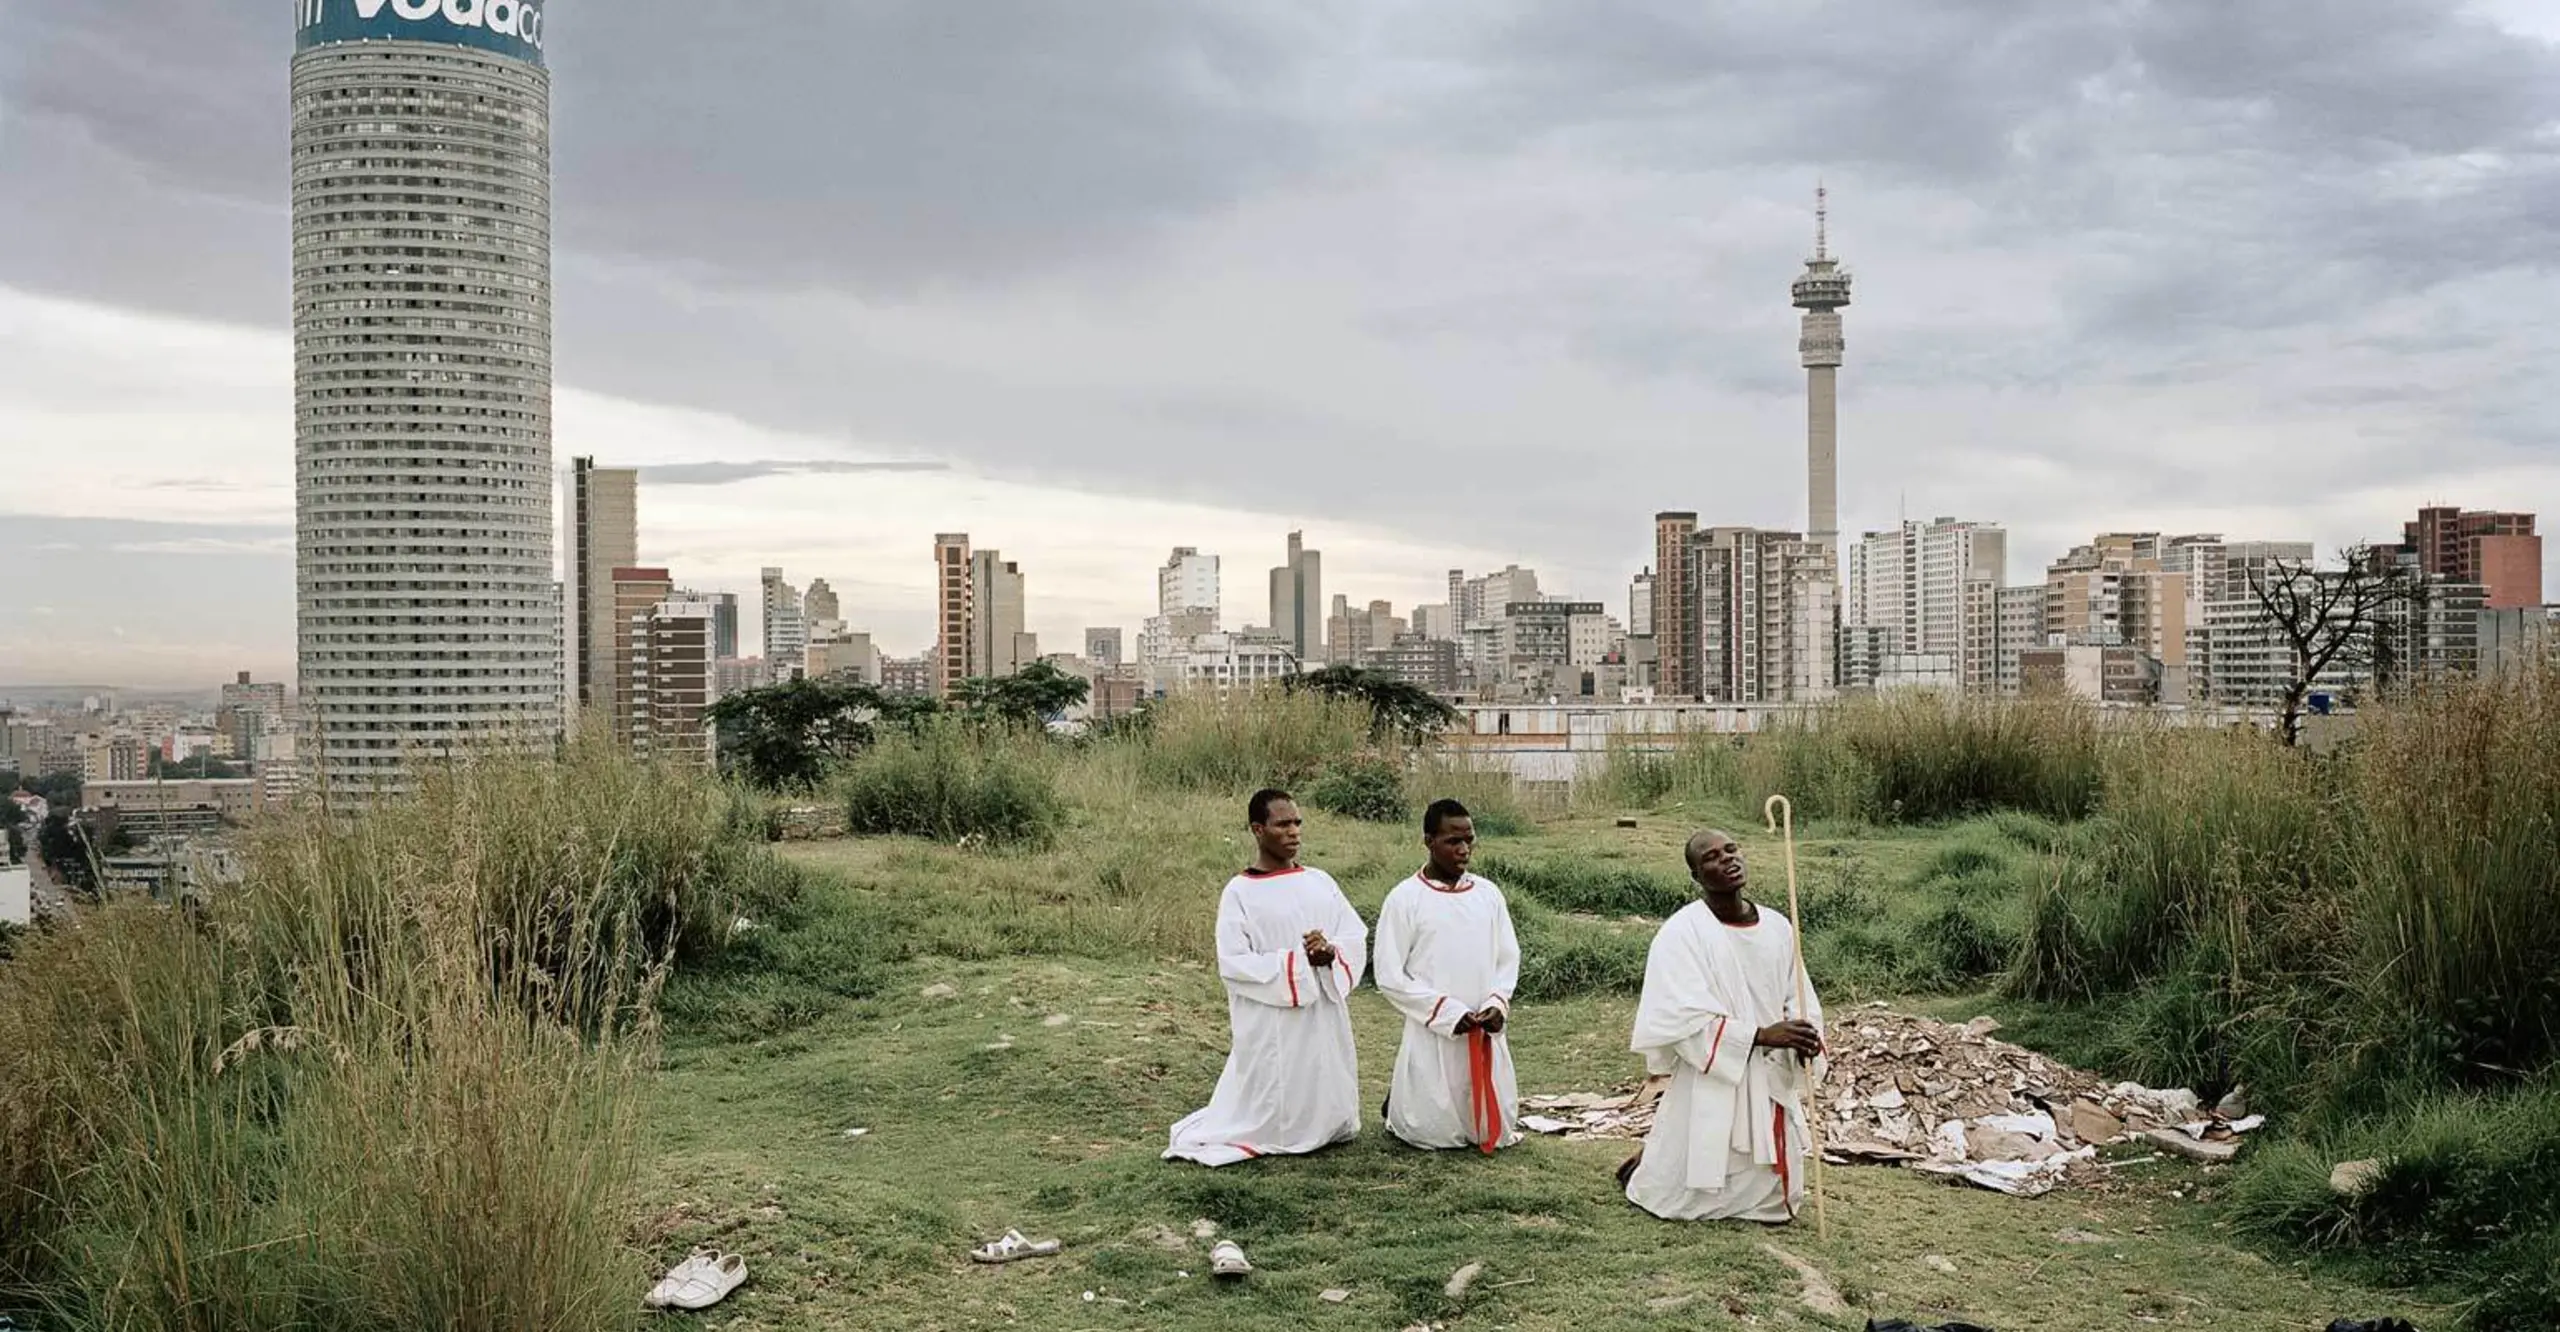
[8,3,2560,687]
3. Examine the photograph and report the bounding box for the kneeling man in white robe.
[1165,789,1369,1167]
[1373,798,1521,1153]
[1622,828,1827,1222]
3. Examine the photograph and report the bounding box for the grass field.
[640,802,2434,1331]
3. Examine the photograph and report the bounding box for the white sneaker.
[661,1253,748,1311]
[644,1250,718,1308]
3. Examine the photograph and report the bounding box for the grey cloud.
[638,460,951,486]
[2,0,2556,600]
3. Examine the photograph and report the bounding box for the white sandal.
[660,1252,748,1311]
[1209,1239,1252,1278]
[970,1229,1063,1264]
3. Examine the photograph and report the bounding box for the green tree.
[705,678,942,789]
[953,661,1091,730]
[1287,665,1460,743]
[37,811,99,898]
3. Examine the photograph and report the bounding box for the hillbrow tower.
[1791,186,1852,554]
[293,0,557,799]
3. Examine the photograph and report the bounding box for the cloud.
[638,460,952,487]
[108,536,293,557]
[0,0,2555,689]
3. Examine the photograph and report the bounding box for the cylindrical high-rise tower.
[292,0,557,799]
[1791,187,1851,553]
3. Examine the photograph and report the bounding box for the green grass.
[633,799,2436,1331]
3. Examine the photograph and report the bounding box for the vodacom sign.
[300,0,546,60]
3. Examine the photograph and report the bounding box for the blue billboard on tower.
[296,0,547,69]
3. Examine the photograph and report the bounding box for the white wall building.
[1158,547,1221,621]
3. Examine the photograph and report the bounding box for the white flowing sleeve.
[1322,875,1369,1001]
[1372,884,1464,1036]
[1486,884,1521,1013]
[1215,883,1314,1009]
[1629,911,1754,1084]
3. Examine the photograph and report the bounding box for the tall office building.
[569,459,638,720]
[705,592,740,661]
[1158,547,1221,621]
[1792,187,1852,556]
[293,0,558,796]
[969,550,1033,678]
[217,672,290,761]
[761,568,806,674]
[803,578,841,626]
[1085,628,1125,667]
[934,535,972,698]
[1268,532,1323,665]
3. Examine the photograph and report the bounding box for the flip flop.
[661,1252,747,1311]
[970,1229,1063,1264]
[1209,1239,1252,1278]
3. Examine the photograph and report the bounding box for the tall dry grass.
[1131,690,1372,794]
[1588,693,2104,825]
[0,740,792,1329]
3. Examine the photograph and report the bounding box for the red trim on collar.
[1419,871,1475,894]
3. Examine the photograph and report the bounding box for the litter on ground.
[1521,1004,2267,1197]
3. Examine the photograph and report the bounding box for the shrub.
[838,724,1065,846]
[1409,759,1537,837]
[2227,1081,2560,1330]
[1306,752,1409,823]
[1475,853,1689,918]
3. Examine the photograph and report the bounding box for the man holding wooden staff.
[1619,828,1828,1223]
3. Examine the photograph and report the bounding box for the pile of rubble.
[1519,1003,2264,1198]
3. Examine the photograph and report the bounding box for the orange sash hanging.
[1468,1026,1502,1155]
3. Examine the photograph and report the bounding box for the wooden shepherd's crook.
[1762,793,1829,1240]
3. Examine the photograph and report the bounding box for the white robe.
[1371,872,1522,1152]
[1164,866,1369,1167]
[1624,900,1827,1222]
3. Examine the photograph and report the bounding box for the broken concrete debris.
[1521,1005,2265,1197]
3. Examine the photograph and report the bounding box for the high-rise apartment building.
[803,578,840,626]
[969,550,1032,679]
[1158,548,1221,621]
[1654,513,1701,698]
[1410,603,1457,643]
[1659,521,1836,703]
[629,597,715,768]
[1326,598,1407,665]
[293,1,559,796]
[1628,571,1655,639]
[217,672,290,761]
[1085,628,1125,667]
[2045,534,2189,677]
[933,535,971,698]
[1792,188,1851,555]
[2388,507,2541,610]
[761,568,807,675]
[1268,532,1323,665]
[569,459,639,720]
[610,568,674,754]
[1845,518,2007,690]
[1993,584,2045,696]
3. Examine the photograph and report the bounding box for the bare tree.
[2246,543,2411,747]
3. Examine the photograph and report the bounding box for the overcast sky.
[5,1,2557,688]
